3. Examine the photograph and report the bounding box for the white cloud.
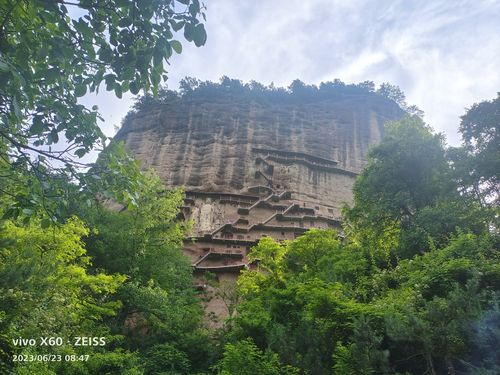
[89,0,500,147]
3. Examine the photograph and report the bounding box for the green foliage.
[143,343,191,375]
[1,140,147,226]
[0,152,211,373]
[227,115,499,374]
[0,0,206,218]
[79,170,211,373]
[85,350,143,375]
[344,115,488,261]
[332,316,390,375]
[83,170,188,276]
[123,77,416,121]
[232,231,380,373]
[285,229,342,276]
[0,216,126,374]
[0,217,124,331]
[376,83,423,117]
[450,93,500,206]
[0,24,498,372]
[216,338,299,375]
[232,230,498,374]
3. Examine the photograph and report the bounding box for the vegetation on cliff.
[2,2,496,372]
[1,89,498,373]
[0,164,212,374]
[0,0,207,226]
[221,113,498,374]
[124,76,422,124]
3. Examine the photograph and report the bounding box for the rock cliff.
[115,83,404,323]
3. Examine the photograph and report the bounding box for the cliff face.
[117,94,402,215]
[116,91,404,323]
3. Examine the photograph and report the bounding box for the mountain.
[115,79,405,323]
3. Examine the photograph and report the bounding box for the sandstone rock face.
[116,92,403,324]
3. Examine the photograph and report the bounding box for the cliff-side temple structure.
[115,81,404,322]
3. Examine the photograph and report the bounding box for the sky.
[81,0,500,148]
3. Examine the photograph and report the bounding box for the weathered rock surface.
[117,95,401,212]
[115,92,404,325]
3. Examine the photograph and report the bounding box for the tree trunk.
[446,357,456,375]
[425,352,436,375]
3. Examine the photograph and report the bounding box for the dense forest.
[0,0,498,373]
[1,85,498,374]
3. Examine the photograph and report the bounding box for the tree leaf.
[30,117,45,135]
[189,0,200,16]
[75,148,87,158]
[118,17,132,28]
[75,84,87,97]
[192,24,207,47]
[41,218,52,228]
[48,129,59,144]
[171,40,182,54]
[184,23,194,42]
[114,82,123,98]
[171,20,184,32]
[130,81,139,95]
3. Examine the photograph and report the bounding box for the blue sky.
[82,0,500,148]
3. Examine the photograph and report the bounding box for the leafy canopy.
[223,111,499,374]
[344,115,489,261]
[0,0,206,220]
[0,216,126,374]
[124,76,423,120]
[449,93,500,206]
[78,170,211,373]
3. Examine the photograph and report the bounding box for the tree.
[344,115,487,260]
[129,78,416,116]
[216,338,299,375]
[0,0,207,217]
[233,231,376,374]
[450,93,499,206]
[0,216,126,374]
[377,83,406,108]
[332,316,390,375]
[79,171,212,373]
[0,155,213,373]
[228,113,498,375]
[0,138,145,226]
[233,229,499,375]
[377,83,424,117]
[378,233,499,375]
